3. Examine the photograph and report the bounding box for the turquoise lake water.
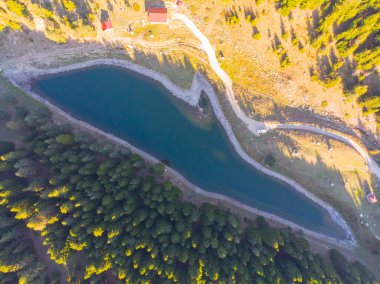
[33,66,346,239]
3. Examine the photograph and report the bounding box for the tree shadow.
[271,33,282,51]
[223,6,240,23]
[339,57,358,94]
[290,26,296,41]
[316,54,333,81]
[280,17,286,37]
[100,9,110,22]
[243,5,257,23]
[306,16,316,42]
[144,0,165,11]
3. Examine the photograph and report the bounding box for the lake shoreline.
[4,58,356,248]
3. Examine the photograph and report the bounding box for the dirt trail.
[172,12,380,184]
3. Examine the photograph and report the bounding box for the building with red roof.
[102,18,113,31]
[148,7,168,23]
[366,192,378,204]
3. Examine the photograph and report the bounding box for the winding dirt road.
[172,12,380,182]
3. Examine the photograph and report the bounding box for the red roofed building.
[366,192,378,204]
[102,18,113,31]
[148,7,167,23]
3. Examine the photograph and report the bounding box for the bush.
[0,141,15,155]
[133,2,140,11]
[321,100,328,108]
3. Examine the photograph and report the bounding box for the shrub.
[321,100,328,108]
[133,3,140,11]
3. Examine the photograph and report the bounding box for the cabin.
[366,192,378,204]
[148,7,168,23]
[101,18,113,31]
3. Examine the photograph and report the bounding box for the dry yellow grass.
[183,0,376,132]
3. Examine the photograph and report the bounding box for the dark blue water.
[33,66,345,239]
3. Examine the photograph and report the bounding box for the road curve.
[172,12,380,182]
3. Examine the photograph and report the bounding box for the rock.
[365,222,370,228]
[359,213,364,218]
[330,183,335,187]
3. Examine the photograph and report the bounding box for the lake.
[33,66,346,239]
